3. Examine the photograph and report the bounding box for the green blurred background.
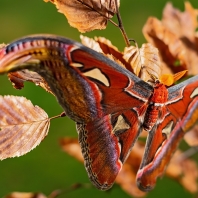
[0,0,198,197]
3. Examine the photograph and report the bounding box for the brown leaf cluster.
[0,96,50,159]
[44,0,120,33]
[143,2,198,75]
[80,35,162,84]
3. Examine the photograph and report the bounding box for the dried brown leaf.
[8,70,54,95]
[123,43,162,83]
[116,142,146,197]
[80,35,103,53]
[0,96,50,160]
[143,2,198,75]
[44,0,120,33]
[184,125,198,146]
[166,150,198,193]
[81,35,162,83]
[162,2,198,43]
[5,192,47,198]
[94,37,122,58]
[80,35,129,69]
[143,17,187,74]
[116,163,146,197]
[60,137,84,162]
[94,36,131,69]
[162,2,198,75]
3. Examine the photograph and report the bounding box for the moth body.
[143,83,168,131]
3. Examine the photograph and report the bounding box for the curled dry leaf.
[123,43,162,83]
[8,69,54,95]
[0,96,50,160]
[143,2,198,75]
[5,192,47,198]
[80,35,103,53]
[166,150,198,193]
[44,0,120,33]
[94,37,123,60]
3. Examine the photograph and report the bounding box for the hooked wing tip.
[136,178,154,192]
[136,169,156,192]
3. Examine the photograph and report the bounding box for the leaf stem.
[115,1,130,47]
[49,112,66,120]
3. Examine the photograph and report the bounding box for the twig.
[129,39,138,47]
[50,112,66,121]
[48,183,92,198]
[77,0,130,47]
[115,1,130,47]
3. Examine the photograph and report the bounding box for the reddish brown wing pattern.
[0,35,153,190]
[137,76,198,191]
[76,109,143,190]
[66,41,155,190]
